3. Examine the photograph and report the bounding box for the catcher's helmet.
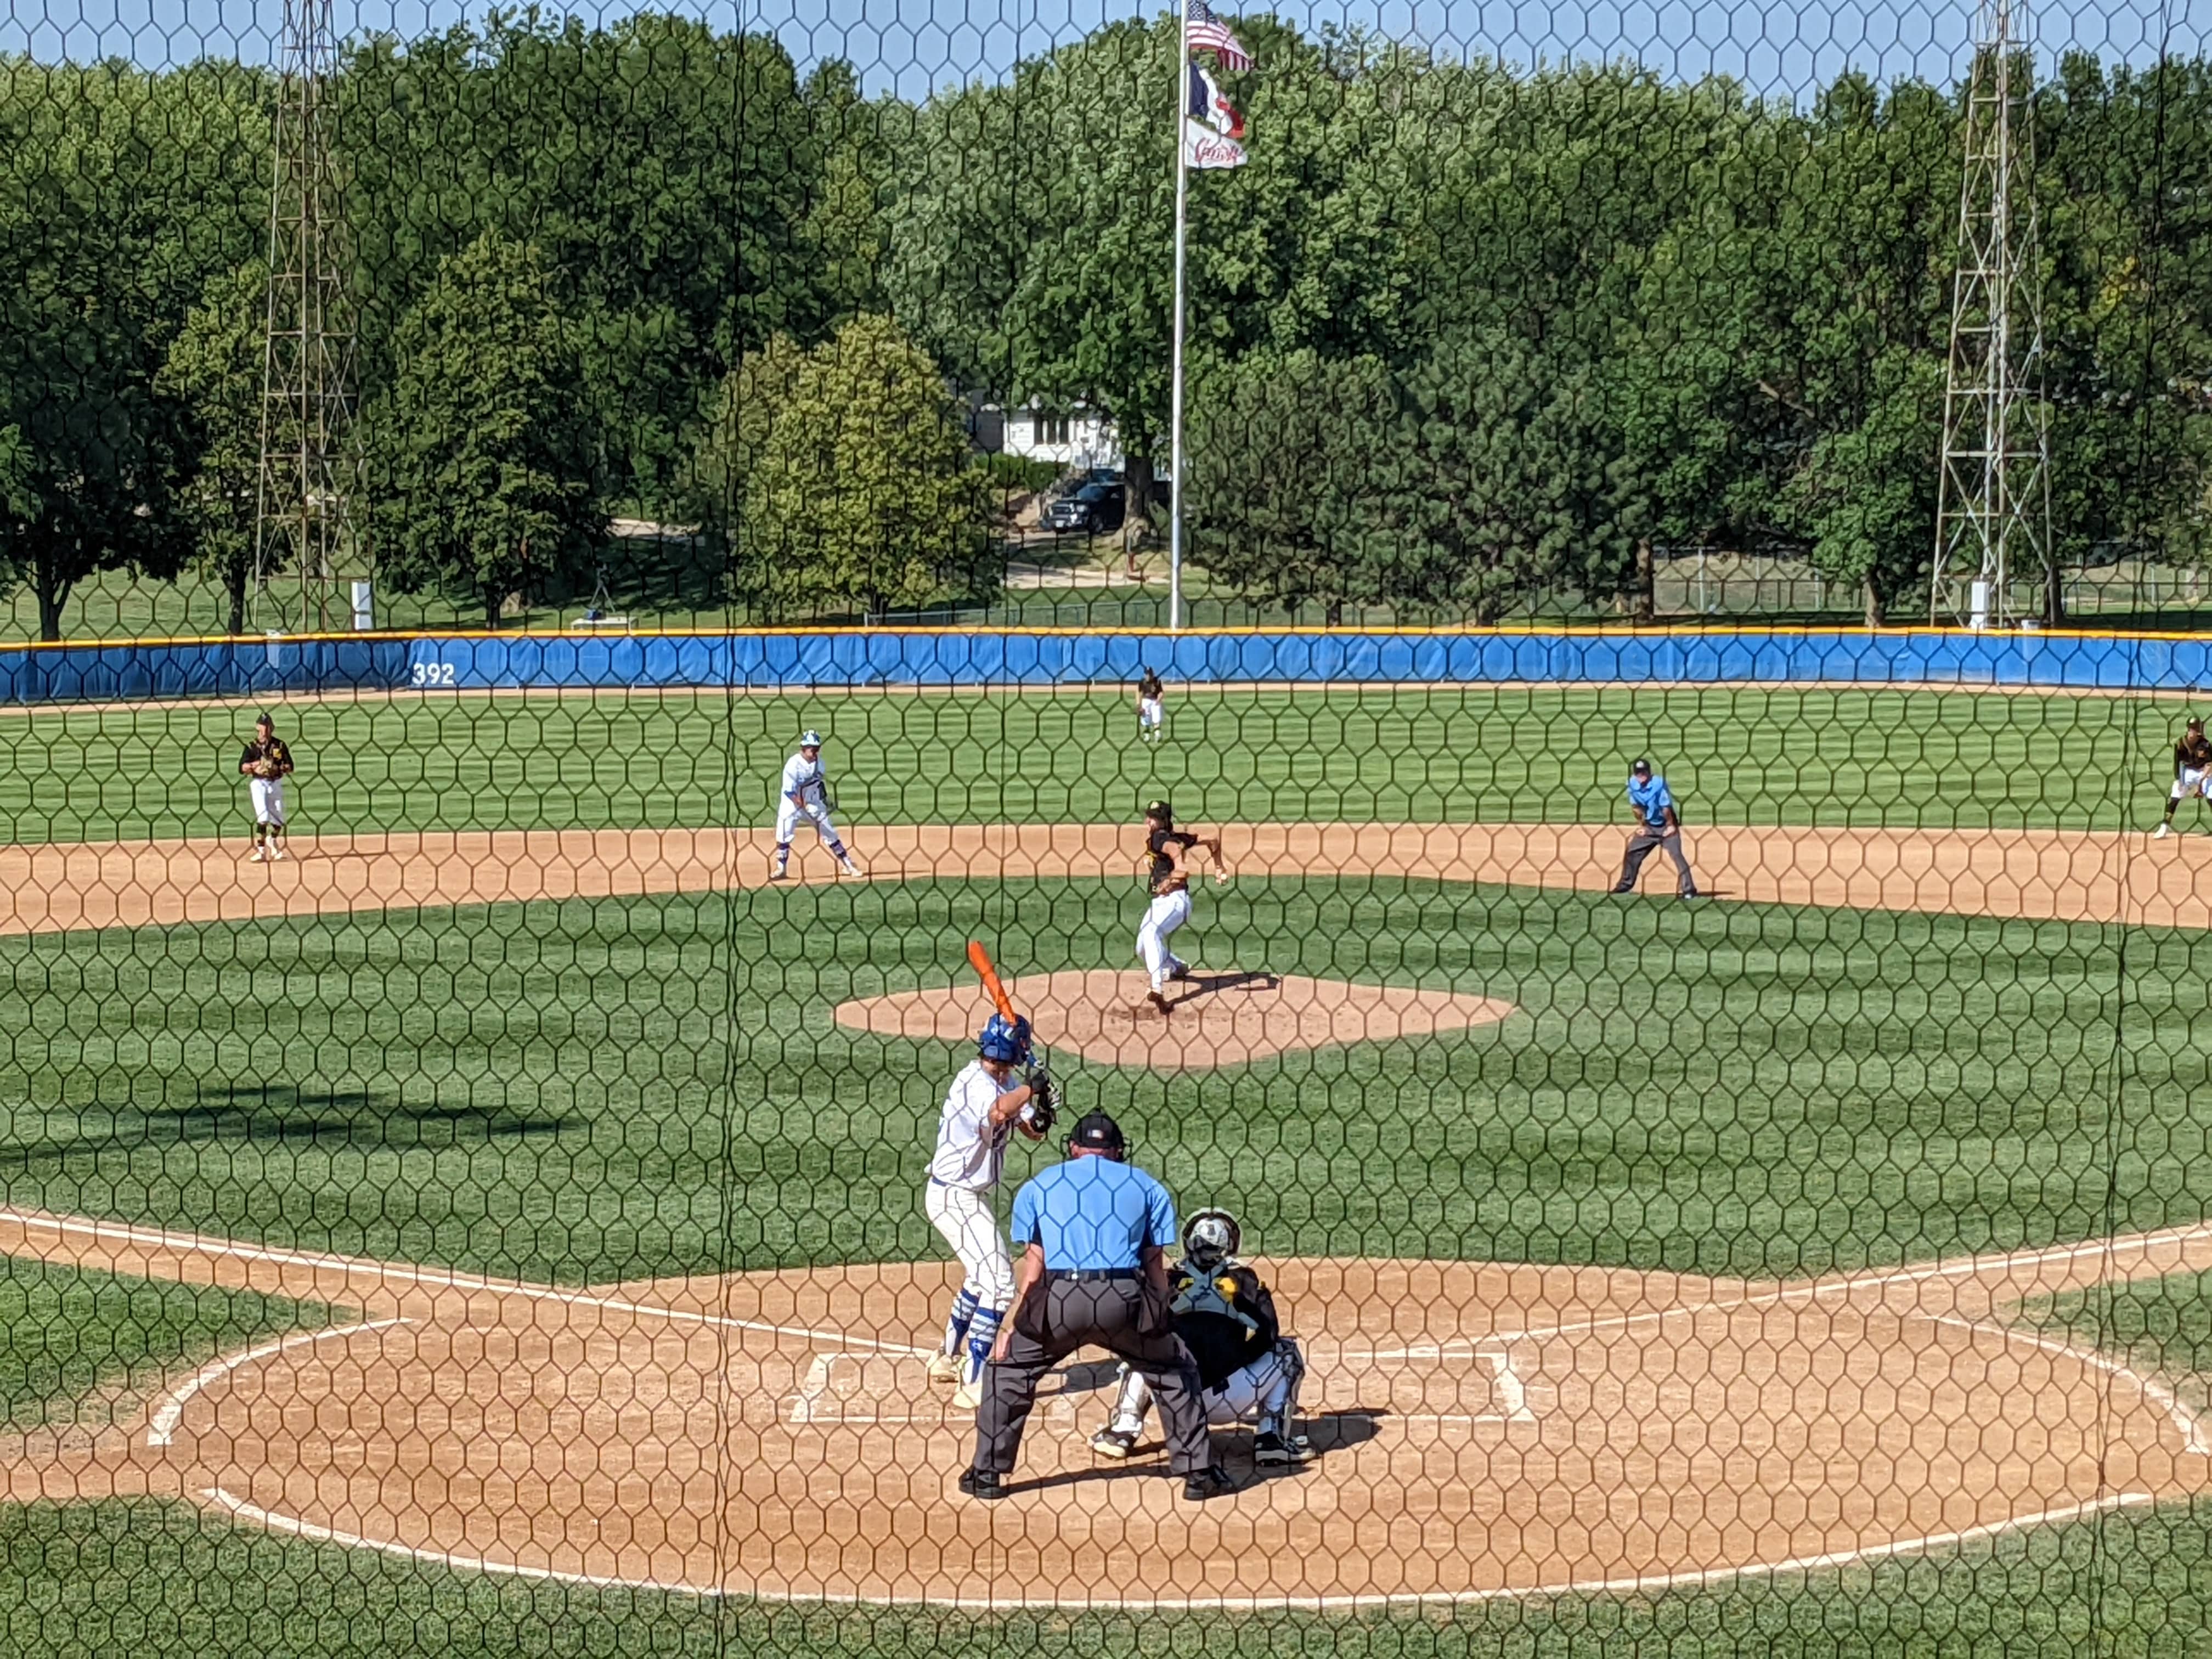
[977,1013,1033,1065]
[800,730,823,748]
[1182,1208,1240,1270]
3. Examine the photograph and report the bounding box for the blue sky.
[4,0,2205,101]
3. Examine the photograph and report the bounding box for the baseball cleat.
[2157,823,2173,838]
[248,848,266,862]
[1252,1431,1316,1467]
[952,1379,983,1410]
[1168,965,1192,983]
[270,847,286,861]
[925,1352,961,1384]
[957,1468,1011,1501]
[1183,1465,1237,1502]
[1146,991,1171,1018]
[839,859,863,877]
[1090,1425,1138,1458]
[768,866,788,881]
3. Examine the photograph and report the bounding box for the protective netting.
[5,1,2212,1655]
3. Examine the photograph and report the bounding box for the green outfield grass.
[0,1257,324,1431]
[1,878,2203,1284]
[0,1493,2204,1658]
[2039,1265,2212,1392]
[0,682,2193,843]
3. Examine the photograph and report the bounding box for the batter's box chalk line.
[785,1342,1541,1428]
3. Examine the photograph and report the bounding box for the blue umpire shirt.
[1009,1155,1178,1272]
[1627,772,1675,830]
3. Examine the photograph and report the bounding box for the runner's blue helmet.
[978,1013,1032,1065]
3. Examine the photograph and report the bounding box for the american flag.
[1185,1,1252,70]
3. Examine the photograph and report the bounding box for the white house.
[977,400,1123,470]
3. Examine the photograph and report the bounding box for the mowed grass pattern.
[0,878,2201,1283]
[0,682,2189,841]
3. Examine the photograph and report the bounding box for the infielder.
[771,729,861,879]
[926,1013,1056,1409]
[1614,758,1700,898]
[1136,799,1229,1019]
[1089,1207,1313,1468]
[1135,667,1165,744]
[2158,718,2212,837]
[236,713,295,862]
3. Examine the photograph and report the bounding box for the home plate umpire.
[960,1111,1235,1502]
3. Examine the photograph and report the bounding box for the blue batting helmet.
[977,1013,1033,1065]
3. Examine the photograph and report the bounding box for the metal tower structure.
[253,0,357,635]
[1930,0,2054,630]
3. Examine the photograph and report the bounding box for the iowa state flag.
[1185,60,1247,167]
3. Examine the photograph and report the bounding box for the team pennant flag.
[1183,117,1248,170]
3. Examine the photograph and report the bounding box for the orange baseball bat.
[966,939,1020,1026]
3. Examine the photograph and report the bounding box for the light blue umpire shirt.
[1627,771,1675,830]
[1009,1155,1178,1272]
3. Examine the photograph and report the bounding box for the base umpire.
[963,1111,1234,1502]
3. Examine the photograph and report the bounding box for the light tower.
[1929,0,2053,630]
[253,0,358,635]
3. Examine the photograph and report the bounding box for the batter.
[924,1014,1053,1409]
[772,729,862,879]
[1135,799,1229,1019]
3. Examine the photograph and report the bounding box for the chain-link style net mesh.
[5,0,2212,1654]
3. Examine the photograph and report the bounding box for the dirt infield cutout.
[834,969,1517,1068]
[0,1206,2204,1606]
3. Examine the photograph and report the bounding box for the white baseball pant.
[1107,1338,1306,1435]
[1138,696,1164,735]
[249,778,286,826]
[776,796,842,845]
[1135,889,1191,991]
[924,1180,1013,1307]
[2175,766,2211,802]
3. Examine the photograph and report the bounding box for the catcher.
[237,713,295,863]
[1088,1207,1313,1467]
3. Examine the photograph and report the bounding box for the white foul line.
[148,1318,413,1447]
[0,1206,932,1356]
[195,1485,2154,1610]
[1936,1314,2212,1457]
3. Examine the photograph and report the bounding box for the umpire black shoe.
[958,1468,1011,1501]
[1183,1465,1237,1502]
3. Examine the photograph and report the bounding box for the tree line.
[2,16,2209,636]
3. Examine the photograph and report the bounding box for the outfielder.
[1088,1207,1313,1467]
[1135,667,1165,744]
[236,713,295,862]
[1135,799,1228,1018]
[2158,718,2212,837]
[771,729,862,879]
[926,1013,1056,1409]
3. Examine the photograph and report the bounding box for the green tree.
[360,233,601,628]
[1186,349,1398,622]
[739,314,994,622]
[155,263,268,636]
[690,333,806,546]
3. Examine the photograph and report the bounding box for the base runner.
[772,729,862,879]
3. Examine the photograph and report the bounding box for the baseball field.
[3,672,2211,1654]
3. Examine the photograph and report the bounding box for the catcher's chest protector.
[1171,1265,1260,1335]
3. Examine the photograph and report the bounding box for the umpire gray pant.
[1616,826,1698,896]
[974,1275,1211,1477]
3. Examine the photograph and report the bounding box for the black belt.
[1045,1268,1139,1282]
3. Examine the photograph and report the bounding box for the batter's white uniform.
[776,750,842,845]
[249,777,286,827]
[925,1060,1017,1308]
[1136,888,1192,990]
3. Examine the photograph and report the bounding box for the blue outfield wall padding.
[1,627,2209,704]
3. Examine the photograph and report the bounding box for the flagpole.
[1166,0,1190,634]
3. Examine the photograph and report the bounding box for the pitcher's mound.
[834,969,1515,1068]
